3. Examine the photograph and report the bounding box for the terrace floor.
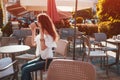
[17,49,120,80]
[0,37,120,80]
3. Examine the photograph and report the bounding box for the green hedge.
[77,24,98,36]
[76,17,83,24]
[54,20,71,29]
[98,20,120,38]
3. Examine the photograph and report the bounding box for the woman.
[21,13,59,80]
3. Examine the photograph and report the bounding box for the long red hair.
[37,13,59,41]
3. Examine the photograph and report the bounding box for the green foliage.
[0,1,1,8]
[76,17,83,24]
[0,2,3,28]
[73,8,93,19]
[54,19,71,29]
[1,21,13,36]
[98,20,120,38]
[97,0,120,22]
[98,21,110,35]
[77,24,98,36]
[97,0,120,38]
[0,8,3,28]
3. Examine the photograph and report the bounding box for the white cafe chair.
[0,57,18,80]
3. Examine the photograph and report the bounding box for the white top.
[34,34,57,59]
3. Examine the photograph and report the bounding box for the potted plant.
[1,21,13,37]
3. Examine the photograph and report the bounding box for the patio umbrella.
[20,0,94,19]
[47,0,60,23]
[20,0,94,12]
[72,0,78,60]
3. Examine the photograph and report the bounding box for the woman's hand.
[38,23,44,39]
[29,22,37,32]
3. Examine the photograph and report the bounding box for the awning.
[20,0,94,12]
[19,0,94,19]
[6,2,30,16]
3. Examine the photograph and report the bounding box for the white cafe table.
[0,45,30,61]
[107,39,120,73]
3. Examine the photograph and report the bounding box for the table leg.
[11,54,15,61]
[11,53,19,80]
[116,44,120,73]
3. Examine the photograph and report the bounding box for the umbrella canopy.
[20,0,94,12]
[47,0,60,23]
[20,0,95,19]
[6,2,29,16]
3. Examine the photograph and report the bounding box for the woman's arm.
[29,22,37,46]
[38,23,47,50]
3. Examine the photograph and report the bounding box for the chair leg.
[106,56,109,76]
[15,72,19,80]
[35,71,37,80]
[82,53,86,61]
[103,57,106,67]
[100,57,103,68]
[32,71,38,80]
[40,70,43,80]
[31,72,34,80]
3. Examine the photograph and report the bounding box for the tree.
[73,8,93,20]
[0,1,3,28]
[97,0,120,37]
[97,0,120,22]
[77,8,93,19]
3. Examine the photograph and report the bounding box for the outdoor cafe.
[0,0,120,80]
